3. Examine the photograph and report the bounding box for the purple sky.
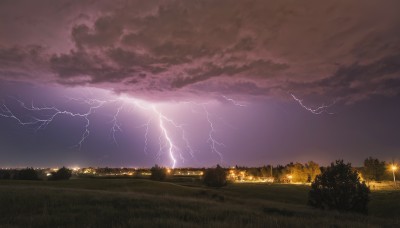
[0,0,399,168]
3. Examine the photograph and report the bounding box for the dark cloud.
[72,16,124,48]
[0,0,399,102]
[287,54,400,103]
[172,60,288,88]
[0,45,48,81]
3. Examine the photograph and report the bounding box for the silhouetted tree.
[273,165,286,182]
[49,167,72,180]
[150,164,167,181]
[308,160,370,214]
[248,167,261,177]
[0,170,11,179]
[15,168,39,180]
[363,157,386,182]
[305,161,321,183]
[260,166,269,177]
[203,164,227,187]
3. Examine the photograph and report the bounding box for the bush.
[49,167,72,180]
[0,170,11,179]
[203,164,227,187]
[15,168,39,180]
[308,160,370,214]
[150,165,167,181]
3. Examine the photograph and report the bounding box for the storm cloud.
[0,0,399,102]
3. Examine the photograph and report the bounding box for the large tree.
[308,160,370,214]
[15,168,39,180]
[150,164,167,181]
[49,167,72,180]
[203,164,227,187]
[305,161,321,183]
[363,157,386,182]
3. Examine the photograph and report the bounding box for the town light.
[391,164,398,188]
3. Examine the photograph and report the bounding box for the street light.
[391,164,398,187]
[287,174,293,183]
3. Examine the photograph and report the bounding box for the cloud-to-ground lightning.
[118,97,197,168]
[110,103,124,146]
[291,94,334,115]
[0,93,233,168]
[182,101,226,163]
[153,106,177,168]
[136,117,152,155]
[203,104,225,161]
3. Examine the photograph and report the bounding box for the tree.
[0,170,11,179]
[305,161,321,183]
[260,166,269,177]
[292,163,307,183]
[49,167,72,180]
[273,165,286,182]
[150,164,167,181]
[308,160,370,214]
[282,163,306,183]
[363,157,386,182]
[15,168,39,180]
[248,167,261,177]
[203,164,227,187]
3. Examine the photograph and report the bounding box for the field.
[0,178,399,227]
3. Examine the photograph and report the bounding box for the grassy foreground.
[0,179,399,227]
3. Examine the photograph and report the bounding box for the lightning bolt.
[222,95,246,107]
[203,104,225,161]
[121,97,196,168]
[291,94,334,115]
[136,118,152,155]
[153,106,177,168]
[182,101,226,162]
[3,98,109,149]
[110,104,124,146]
[0,102,36,125]
[1,93,233,168]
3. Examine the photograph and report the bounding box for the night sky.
[0,0,399,168]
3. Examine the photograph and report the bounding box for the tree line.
[0,167,72,181]
[196,159,377,214]
[232,157,394,183]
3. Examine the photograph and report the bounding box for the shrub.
[15,168,39,180]
[0,170,11,179]
[49,167,72,180]
[203,164,227,187]
[150,165,167,181]
[308,160,370,214]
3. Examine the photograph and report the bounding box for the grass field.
[0,178,399,227]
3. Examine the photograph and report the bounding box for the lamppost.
[391,164,398,188]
